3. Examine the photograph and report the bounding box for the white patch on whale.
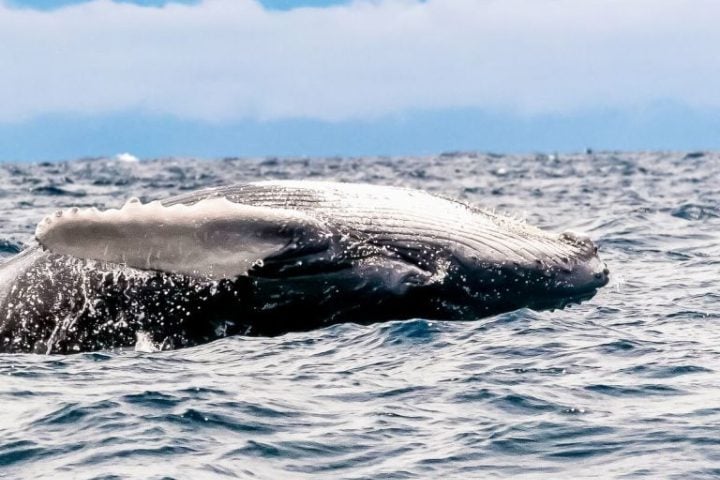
[35,197,328,279]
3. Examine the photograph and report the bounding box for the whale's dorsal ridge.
[34,196,331,279]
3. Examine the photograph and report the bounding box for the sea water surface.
[0,152,718,479]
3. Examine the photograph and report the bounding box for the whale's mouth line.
[527,287,601,312]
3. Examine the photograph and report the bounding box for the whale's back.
[164,180,592,268]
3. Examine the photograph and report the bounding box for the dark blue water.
[0,152,718,479]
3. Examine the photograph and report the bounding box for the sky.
[1,0,719,161]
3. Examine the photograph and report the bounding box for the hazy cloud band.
[1,0,718,122]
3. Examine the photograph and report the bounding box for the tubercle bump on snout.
[560,230,593,248]
[559,230,601,259]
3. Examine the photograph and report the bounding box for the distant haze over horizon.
[1,0,719,161]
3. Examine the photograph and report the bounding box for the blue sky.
[1,0,719,161]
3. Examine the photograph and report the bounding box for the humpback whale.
[0,180,609,354]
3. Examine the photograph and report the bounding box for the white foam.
[115,152,139,163]
[134,331,158,353]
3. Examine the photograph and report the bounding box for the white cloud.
[0,0,718,123]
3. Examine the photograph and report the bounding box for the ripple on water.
[0,153,718,479]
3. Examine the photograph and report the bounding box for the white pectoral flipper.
[34,197,331,279]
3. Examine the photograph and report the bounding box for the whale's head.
[524,230,609,310]
[454,223,609,314]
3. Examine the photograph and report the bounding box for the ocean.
[0,152,718,479]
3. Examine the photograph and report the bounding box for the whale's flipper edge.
[35,197,331,279]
